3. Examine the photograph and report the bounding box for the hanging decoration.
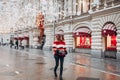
[36,12,44,43]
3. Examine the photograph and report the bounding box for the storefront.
[13,35,29,48]
[23,36,29,48]
[73,27,91,49]
[102,22,117,51]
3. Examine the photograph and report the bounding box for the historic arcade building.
[1,0,119,59]
[44,0,120,59]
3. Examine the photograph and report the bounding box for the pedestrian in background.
[40,34,46,50]
[10,40,14,48]
[52,33,67,80]
[15,40,18,49]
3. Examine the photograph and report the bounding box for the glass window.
[76,0,90,14]
[76,37,80,47]
[83,0,90,13]
[75,36,91,48]
[107,35,116,50]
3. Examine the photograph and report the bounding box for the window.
[107,35,116,50]
[75,36,91,48]
[76,0,90,14]
[73,27,91,49]
[102,22,117,51]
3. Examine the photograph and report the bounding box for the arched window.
[102,21,117,51]
[73,27,91,48]
[102,22,117,36]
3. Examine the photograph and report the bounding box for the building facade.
[0,0,119,59]
[44,0,120,59]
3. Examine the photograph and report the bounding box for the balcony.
[91,0,120,12]
[45,0,120,26]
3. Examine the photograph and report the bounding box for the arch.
[55,26,64,35]
[55,26,64,31]
[103,21,115,27]
[55,29,64,35]
[102,21,117,51]
[99,13,120,30]
[72,22,92,36]
[72,22,92,32]
[102,21,117,36]
[73,23,92,49]
[73,27,91,37]
[75,26,91,33]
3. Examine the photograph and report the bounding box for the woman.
[52,34,67,80]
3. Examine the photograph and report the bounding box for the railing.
[92,0,120,11]
[46,0,120,24]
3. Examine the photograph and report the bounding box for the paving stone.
[76,77,99,80]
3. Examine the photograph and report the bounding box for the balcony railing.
[45,0,120,25]
[92,0,120,11]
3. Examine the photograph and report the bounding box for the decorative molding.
[89,4,120,17]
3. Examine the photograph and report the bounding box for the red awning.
[14,37,24,40]
[73,32,91,37]
[18,37,24,40]
[102,30,117,36]
[73,28,91,37]
[14,37,18,40]
[103,23,116,31]
[102,23,117,36]
[24,36,29,40]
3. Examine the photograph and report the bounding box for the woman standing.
[52,34,67,80]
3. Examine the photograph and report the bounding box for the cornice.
[45,14,91,27]
[89,5,120,17]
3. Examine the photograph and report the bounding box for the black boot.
[59,75,63,80]
[54,71,57,77]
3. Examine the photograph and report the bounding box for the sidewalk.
[1,46,120,80]
[8,46,120,76]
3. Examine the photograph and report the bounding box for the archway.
[73,27,91,49]
[102,21,117,51]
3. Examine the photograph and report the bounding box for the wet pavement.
[0,46,120,80]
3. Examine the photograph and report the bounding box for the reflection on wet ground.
[74,55,120,75]
[76,77,99,80]
[0,46,120,80]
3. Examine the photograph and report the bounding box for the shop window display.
[107,35,116,50]
[102,22,117,51]
[75,36,91,48]
[73,27,91,49]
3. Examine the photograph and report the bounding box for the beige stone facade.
[44,0,120,59]
[5,0,119,59]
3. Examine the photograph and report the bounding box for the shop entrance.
[73,27,91,49]
[102,22,117,58]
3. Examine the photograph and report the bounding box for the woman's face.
[56,35,62,41]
